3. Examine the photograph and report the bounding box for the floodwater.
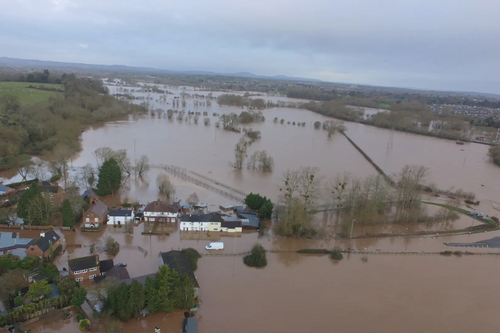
[9,83,500,332]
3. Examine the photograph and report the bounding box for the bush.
[14,295,23,307]
[243,244,267,268]
[76,311,86,321]
[330,247,343,260]
[182,248,201,271]
[105,236,120,256]
[491,216,499,224]
[50,174,62,182]
[79,319,91,331]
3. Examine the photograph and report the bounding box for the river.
[13,82,500,332]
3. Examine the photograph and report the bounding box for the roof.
[144,200,177,213]
[81,189,96,199]
[0,232,34,252]
[221,220,242,228]
[105,266,130,280]
[122,273,156,286]
[41,181,51,186]
[88,201,108,218]
[39,185,61,193]
[108,209,134,217]
[180,212,224,223]
[193,202,208,208]
[46,283,60,299]
[99,259,114,273]
[219,204,233,209]
[0,185,11,193]
[237,213,260,228]
[183,317,197,333]
[160,251,199,288]
[68,255,99,272]
[33,230,61,252]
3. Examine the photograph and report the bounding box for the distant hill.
[0,57,322,83]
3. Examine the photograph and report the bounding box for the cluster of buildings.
[0,230,61,259]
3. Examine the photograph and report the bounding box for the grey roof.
[33,230,61,252]
[122,273,156,286]
[183,317,197,333]
[89,201,108,218]
[39,185,60,193]
[0,232,34,252]
[108,209,134,217]
[160,251,199,288]
[46,283,60,299]
[221,220,242,228]
[68,255,99,272]
[144,200,177,213]
[105,266,130,280]
[180,212,224,223]
[237,213,260,228]
[99,259,114,273]
[81,189,96,199]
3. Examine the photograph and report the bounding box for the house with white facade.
[107,209,135,225]
[143,200,179,223]
[180,212,224,231]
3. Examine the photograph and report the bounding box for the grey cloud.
[0,0,499,93]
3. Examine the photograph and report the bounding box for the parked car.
[116,263,127,267]
[205,242,224,250]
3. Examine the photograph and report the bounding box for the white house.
[107,209,135,225]
[143,200,179,223]
[180,212,224,231]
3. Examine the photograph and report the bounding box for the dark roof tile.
[160,250,199,287]
[68,255,99,272]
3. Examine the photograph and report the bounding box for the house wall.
[83,211,104,228]
[144,212,177,223]
[180,221,215,231]
[26,238,61,258]
[107,216,131,225]
[220,227,242,233]
[69,266,100,282]
[207,222,221,232]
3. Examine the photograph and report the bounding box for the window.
[86,218,90,222]
[94,218,99,222]
[74,270,81,274]
[150,218,155,222]
[81,269,88,273]
[89,274,96,279]
[76,277,83,282]
[89,267,97,272]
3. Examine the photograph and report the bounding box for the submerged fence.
[151,164,246,202]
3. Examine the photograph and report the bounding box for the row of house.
[0,230,61,259]
[67,250,200,298]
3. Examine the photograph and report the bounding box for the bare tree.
[93,147,115,168]
[29,161,49,181]
[167,109,174,119]
[157,174,175,200]
[258,150,274,172]
[113,149,132,176]
[394,165,428,211]
[231,137,250,170]
[193,114,199,124]
[204,117,210,126]
[247,151,259,170]
[80,163,96,189]
[187,192,199,206]
[134,155,150,177]
[17,161,34,181]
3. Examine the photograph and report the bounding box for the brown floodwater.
[11,83,500,332]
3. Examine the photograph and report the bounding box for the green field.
[0,82,64,105]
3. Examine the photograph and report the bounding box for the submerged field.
[0,81,63,105]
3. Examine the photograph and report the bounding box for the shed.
[183,317,197,333]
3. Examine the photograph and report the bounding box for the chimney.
[40,232,45,238]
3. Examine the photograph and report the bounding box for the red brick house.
[68,254,100,282]
[143,200,179,223]
[82,198,108,229]
[26,230,61,259]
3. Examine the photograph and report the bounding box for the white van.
[205,242,224,250]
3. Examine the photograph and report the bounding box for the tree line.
[273,165,464,238]
[0,74,146,171]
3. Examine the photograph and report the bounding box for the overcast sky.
[1,0,499,93]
